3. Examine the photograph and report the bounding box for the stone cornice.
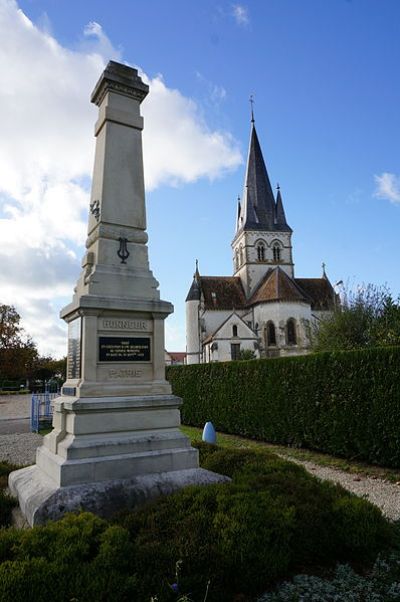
[91,61,149,107]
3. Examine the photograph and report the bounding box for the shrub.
[0,513,138,602]
[0,490,16,528]
[257,554,400,601]
[167,346,400,467]
[0,449,393,602]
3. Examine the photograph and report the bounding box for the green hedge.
[167,346,400,467]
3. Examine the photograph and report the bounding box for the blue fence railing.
[31,389,58,433]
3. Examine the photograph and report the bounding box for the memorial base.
[9,465,230,526]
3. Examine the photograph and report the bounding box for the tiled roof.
[199,276,247,310]
[248,267,309,305]
[295,278,336,311]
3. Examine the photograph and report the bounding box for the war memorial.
[9,61,226,526]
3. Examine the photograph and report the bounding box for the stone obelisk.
[10,61,227,526]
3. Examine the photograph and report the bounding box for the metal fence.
[31,388,58,433]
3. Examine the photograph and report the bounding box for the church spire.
[275,184,290,229]
[236,116,291,234]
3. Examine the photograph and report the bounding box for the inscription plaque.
[101,318,149,331]
[99,337,150,362]
[67,318,81,379]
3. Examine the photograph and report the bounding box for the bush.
[0,448,393,601]
[257,554,400,601]
[167,346,400,467]
[0,462,19,527]
[0,513,138,602]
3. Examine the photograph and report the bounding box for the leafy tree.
[0,304,38,384]
[238,349,257,360]
[31,356,67,387]
[313,284,400,352]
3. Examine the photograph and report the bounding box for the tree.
[313,284,400,352]
[31,355,67,388]
[238,349,257,360]
[0,304,38,383]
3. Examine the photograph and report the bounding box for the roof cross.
[249,95,255,123]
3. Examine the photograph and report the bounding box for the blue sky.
[1,0,399,356]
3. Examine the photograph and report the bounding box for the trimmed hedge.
[167,346,400,467]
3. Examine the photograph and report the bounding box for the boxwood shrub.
[167,346,400,467]
[0,446,393,602]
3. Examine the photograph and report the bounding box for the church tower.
[232,115,293,297]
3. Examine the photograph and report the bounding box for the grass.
[181,425,400,484]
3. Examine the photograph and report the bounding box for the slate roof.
[198,276,247,310]
[248,267,310,306]
[236,124,292,234]
[294,278,336,311]
[185,276,201,301]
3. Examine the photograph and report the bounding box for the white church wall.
[204,313,259,363]
[201,309,245,337]
[253,301,312,352]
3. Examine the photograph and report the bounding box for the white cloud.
[0,1,242,357]
[231,4,250,26]
[374,172,400,204]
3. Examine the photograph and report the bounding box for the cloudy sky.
[0,0,399,358]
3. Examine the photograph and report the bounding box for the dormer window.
[256,242,266,262]
[273,243,281,262]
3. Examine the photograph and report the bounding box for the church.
[185,113,337,364]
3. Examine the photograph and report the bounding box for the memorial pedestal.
[9,61,228,527]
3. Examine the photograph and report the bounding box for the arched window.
[273,243,281,262]
[256,242,265,261]
[286,318,297,345]
[266,321,276,346]
[232,324,238,337]
[239,245,244,266]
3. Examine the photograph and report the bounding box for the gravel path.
[0,433,43,466]
[0,394,30,419]
[283,456,400,521]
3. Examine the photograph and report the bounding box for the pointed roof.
[185,260,201,301]
[236,123,292,234]
[248,267,309,306]
[275,186,289,229]
[203,311,257,344]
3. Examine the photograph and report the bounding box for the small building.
[185,115,337,364]
[165,351,187,366]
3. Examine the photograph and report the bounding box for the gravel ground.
[0,394,31,419]
[284,456,400,521]
[0,433,43,466]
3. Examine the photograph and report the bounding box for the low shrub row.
[0,462,18,527]
[0,445,393,601]
[167,346,400,467]
[258,555,400,601]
